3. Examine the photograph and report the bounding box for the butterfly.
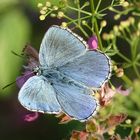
[18,25,111,122]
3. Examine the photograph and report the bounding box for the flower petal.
[16,71,34,88]
[24,112,39,122]
[87,36,98,50]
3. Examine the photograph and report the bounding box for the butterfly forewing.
[39,26,87,68]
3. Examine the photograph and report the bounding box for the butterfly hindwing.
[18,76,61,114]
[53,80,99,121]
[39,25,87,68]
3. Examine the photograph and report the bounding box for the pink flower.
[99,83,116,106]
[56,113,72,124]
[59,115,72,124]
[24,112,39,122]
[107,114,127,127]
[16,44,39,88]
[87,35,98,50]
[116,86,131,96]
[16,71,34,88]
[99,84,131,106]
[70,130,88,140]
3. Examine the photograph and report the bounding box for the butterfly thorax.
[34,66,82,87]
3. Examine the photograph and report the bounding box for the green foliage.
[0,8,31,95]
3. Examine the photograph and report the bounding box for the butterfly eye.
[33,66,41,75]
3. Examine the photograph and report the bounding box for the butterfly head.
[33,66,42,76]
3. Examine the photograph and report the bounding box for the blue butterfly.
[18,25,111,122]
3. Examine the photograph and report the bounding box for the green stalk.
[95,0,102,12]
[98,4,120,13]
[90,0,104,50]
[67,5,92,16]
[90,0,94,31]
[67,15,91,24]
[121,75,133,86]
[77,0,81,26]
[133,64,140,79]
[84,23,93,32]
[64,15,89,38]
[117,51,131,63]
[111,0,115,6]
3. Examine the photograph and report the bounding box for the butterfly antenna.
[2,81,16,90]
[11,50,24,58]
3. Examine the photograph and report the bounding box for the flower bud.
[39,15,45,20]
[84,1,90,6]
[116,68,124,77]
[120,21,130,28]
[40,10,46,15]
[82,20,87,25]
[113,65,118,71]
[113,25,119,32]
[109,32,115,40]
[102,33,109,40]
[122,1,129,7]
[53,6,58,10]
[125,119,131,124]
[61,22,67,27]
[46,1,51,7]
[138,22,140,30]
[108,127,115,135]
[57,11,64,19]
[42,6,47,11]
[120,0,125,4]
[134,126,140,133]
[37,3,43,8]
[128,17,135,25]
[50,13,56,18]
[100,20,107,28]
[114,14,120,20]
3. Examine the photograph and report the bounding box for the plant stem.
[95,0,102,12]
[117,51,131,63]
[95,22,104,50]
[133,64,140,79]
[98,4,120,13]
[45,9,53,17]
[111,0,115,6]
[67,15,91,24]
[64,15,89,38]
[84,23,93,32]
[121,75,133,86]
[77,0,81,26]
[90,0,104,50]
[90,0,94,31]
[132,12,140,16]
[67,5,92,16]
